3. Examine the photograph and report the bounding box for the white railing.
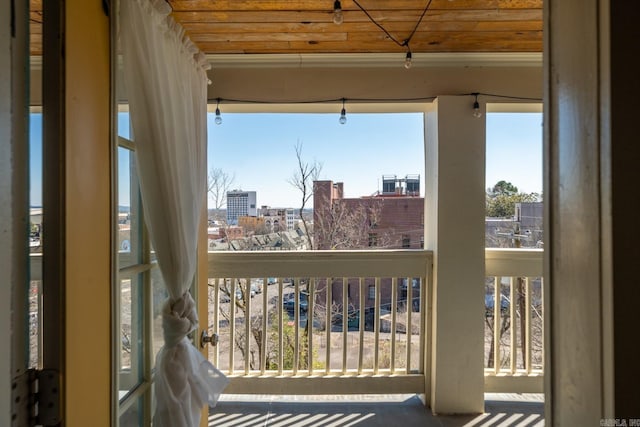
[32,248,543,395]
[484,248,544,393]
[207,250,432,395]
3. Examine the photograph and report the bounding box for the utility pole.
[513,224,527,369]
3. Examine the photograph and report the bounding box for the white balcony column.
[424,96,485,414]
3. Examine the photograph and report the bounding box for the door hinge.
[12,369,61,426]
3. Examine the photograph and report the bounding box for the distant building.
[515,201,543,248]
[486,201,543,248]
[30,208,43,253]
[208,225,244,242]
[207,227,222,240]
[208,229,310,251]
[313,176,424,316]
[313,176,424,250]
[238,215,265,229]
[226,190,257,225]
[260,206,296,231]
[221,226,244,241]
[515,201,543,232]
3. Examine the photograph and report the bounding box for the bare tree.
[314,195,388,250]
[287,141,322,249]
[484,286,512,369]
[484,277,544,371]
[208,167,236,210]
[210,279,263,370]
[209,279,314,371]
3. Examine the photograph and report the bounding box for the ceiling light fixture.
[472,93,482,118]
[404,50,413,69]
[353,0,433,68]
[215,98,222,125]
[333,0,344,25]
[339,98,347,124]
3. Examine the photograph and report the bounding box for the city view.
[30,111,543,381]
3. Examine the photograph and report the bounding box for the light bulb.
[339,108,347,125]
[404,51,412,69]
[333,0,343,25]
[473,101,482,118]
[333,10,343,25]
[215,107,222,125]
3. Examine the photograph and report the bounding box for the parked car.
[250,279,263,294]
[283,291,308,313]
[236,286,255,300]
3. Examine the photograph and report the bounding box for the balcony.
[485,248,544,393]
[206,248,544,400]
[207,250,430,395]
[30,246,544,422]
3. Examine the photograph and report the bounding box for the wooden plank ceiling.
[29,0,43,55]
[29,0,543,55]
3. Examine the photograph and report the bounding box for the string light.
[206,93,541,108]
[209,92,539,123]
[352,0,433,68]
[333,0,344,25]
[215,98,222,125]
[404,50,412,69]
[339,98,347,124]
[472,93,482,118]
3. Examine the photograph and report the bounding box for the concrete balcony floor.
[210,393,544,426]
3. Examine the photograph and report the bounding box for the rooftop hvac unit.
[382,175,397,194]
[405,175,420,194]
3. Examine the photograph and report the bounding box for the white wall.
[206,56,542,112]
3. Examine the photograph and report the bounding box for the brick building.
[313,177,424,250]
[312,177,424,324]
[238,215,266,233]
[260,206,296,232]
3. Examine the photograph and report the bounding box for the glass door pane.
[29,111,44,368]
[119,275,144,399]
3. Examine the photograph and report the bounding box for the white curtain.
[120,1,228,426]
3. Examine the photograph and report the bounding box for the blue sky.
[207,112,542,208]
[29,111,542,208]
[29,113,43,206]
[208,112,426,208]
[485,112,543,195]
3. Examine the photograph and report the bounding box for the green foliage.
[368,340,408,370]
[486,181,539,218]
[488,180,519,196]
[265,310,323,371]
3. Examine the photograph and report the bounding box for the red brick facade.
[313,180,424,250]
[312,180,425,317]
